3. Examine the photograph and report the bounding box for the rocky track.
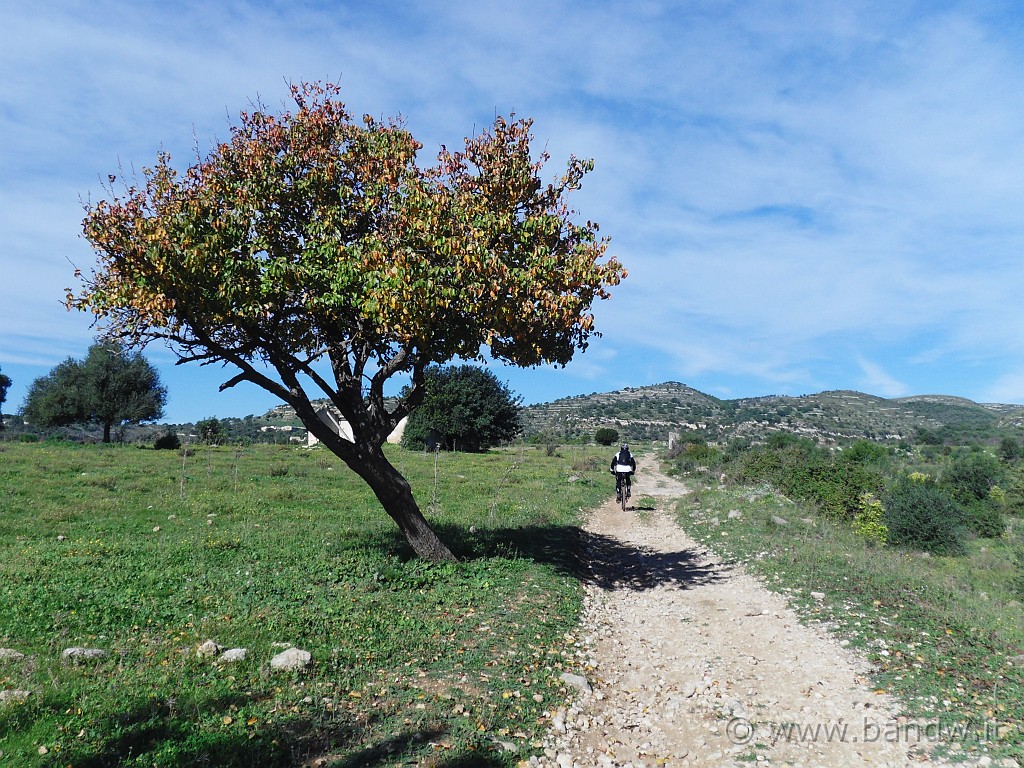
[524,458,1005,768]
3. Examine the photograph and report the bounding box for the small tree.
[400,365,521,452]
[196,417,224,445]
[594,427,619,446]
[69,82,625,560]
[23,341,166,442]
[0,366,11,431]
[999,437,1021,463]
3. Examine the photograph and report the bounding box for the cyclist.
[610,443,637,504]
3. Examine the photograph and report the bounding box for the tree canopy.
[23,341,166,442]
[400,365,521,452]
[70,81,625,559]
[196,417,225,444]
[0,367,11,430]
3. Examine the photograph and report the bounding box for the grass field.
[672,480,1024,763]
[0,440,610,767]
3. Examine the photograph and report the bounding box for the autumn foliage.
[70,81,625,559]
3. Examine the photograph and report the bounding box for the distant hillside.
[38,382,1016,448]
[521,382,1024,445]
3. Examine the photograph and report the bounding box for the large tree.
[0,367,10,430]
[23,341,166,443]
[400,365,522,452]
[70,81,625,560]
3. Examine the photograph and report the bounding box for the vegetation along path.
[528,455,980,768]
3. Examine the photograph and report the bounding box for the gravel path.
[527,457,962,768]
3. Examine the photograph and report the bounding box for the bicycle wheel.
[620,479,627,511]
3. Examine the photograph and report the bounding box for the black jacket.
[611,449,636,473]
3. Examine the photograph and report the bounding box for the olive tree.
[23,341,166,442]
[70,82,625,560]
[400,365,521,452]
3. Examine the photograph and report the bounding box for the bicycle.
[613,466,634,511]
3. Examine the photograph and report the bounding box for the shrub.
[852,492,888,545]
[154,430,181,450]
[842,440,890,466]
[726,442,880,519]
[963,499,1005,539]
[1000,437,1021,463]
[882,476,967,556]
[594,427,619,446]
[942,451,1004,505]
[669,440,723,472]
[18,433,39,443]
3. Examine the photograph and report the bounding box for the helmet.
[621,444,629,452]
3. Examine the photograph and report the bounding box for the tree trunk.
[353,447,457,562]
[102,421,112,443]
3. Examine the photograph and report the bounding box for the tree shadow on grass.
[435,523,727,592]
[43,692,459,768]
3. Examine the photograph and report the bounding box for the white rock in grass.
[270,647,312,671]
[0,649,25,662]
[771,516,790,526]
[0,690,32,705]
[61,647,107,662]
[196,640,222,659]
[217,648,248,664]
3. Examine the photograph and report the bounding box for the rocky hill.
[521,382,1024,446]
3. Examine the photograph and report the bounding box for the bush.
[154,430,181,450]
[882,476,967,556]
[963,499,1005,538]
[942,451,1004,505]
[726,441,880,519]
[594,427,619,446]
[18,433,39,443]
[669,439,723,472]
[852,492,888,545]
[841,440,890,467]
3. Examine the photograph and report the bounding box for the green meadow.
[0,441,609,767]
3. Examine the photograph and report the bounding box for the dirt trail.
[529,455,948,768]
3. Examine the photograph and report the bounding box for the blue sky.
[4,0,1024,424]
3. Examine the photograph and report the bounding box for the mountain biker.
[610,444,637,503]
